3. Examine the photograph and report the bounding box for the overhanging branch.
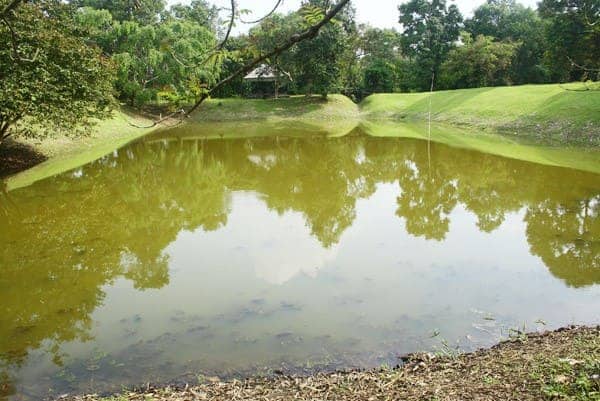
[186,0,351,116]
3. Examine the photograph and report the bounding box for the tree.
[169,0,219,32]
[0,0,115,143]
[76,7,221,108]
[465,0,549,84]
[246,4,357,98]
[358,26,405,94]
[539,0,600,82]
[439,32,518,89]
[74,0,165,24]
[185,0,354,115]
[291,0,357,97]
[398,0,463,90]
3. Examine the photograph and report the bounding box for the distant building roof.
[244,64,279,81]
[244,64,293,82]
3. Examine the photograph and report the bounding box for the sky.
[204,0,540,34]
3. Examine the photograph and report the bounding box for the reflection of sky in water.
[171,193,339,285]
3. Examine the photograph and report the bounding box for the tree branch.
[186,0,351,116]
[217,0,235,50]
[567,55,600,72]
[0,16,19,61]
[240,0,283,24]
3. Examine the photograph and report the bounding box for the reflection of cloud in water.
[233,194,339,285]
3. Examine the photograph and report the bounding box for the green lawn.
[191,94,359,122]
[360,83,600,145]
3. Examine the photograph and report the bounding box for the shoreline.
[0,110,160,191]
[61,325,599,401]
[2,83,599,187]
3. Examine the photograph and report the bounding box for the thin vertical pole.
[428,71,434,172]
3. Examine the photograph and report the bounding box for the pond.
[1,122,599,400]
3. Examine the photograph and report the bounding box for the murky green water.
[1,123,599,400]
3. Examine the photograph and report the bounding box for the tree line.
[0,0,598,141]
[235,0,599,98]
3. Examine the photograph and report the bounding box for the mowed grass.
[360,83,600,145]
[191,94,360,122]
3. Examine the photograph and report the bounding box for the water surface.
[1,123,599,399]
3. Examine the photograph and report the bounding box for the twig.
[1,16,19,61]
[240,0,283,24]
[127,109,185,129]
[567,55,600,72]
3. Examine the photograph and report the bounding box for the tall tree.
[465,0,549,84]
[292,0,357,97]
[398,0,463,90]
[439,33,518,89]
[358,26,405,94]
[74,0,165,24]
[539,0,600,82]
[0,0,115,143]
[76,6,221,108]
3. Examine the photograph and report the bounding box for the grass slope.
[360,83,600,146]
[4,110,155,191]
[191,94,360,123]
[68,326,600,401]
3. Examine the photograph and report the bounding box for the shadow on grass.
[0,139,47,179]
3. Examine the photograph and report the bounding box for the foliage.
[0,0,115,142]
[465,0,549,84]
[538,0,600,82]
[356,27,406,95]
[398,0,463,90]
[169,0,219,31]
[293,23,347,97]
[245,0,357,98]
[439,33,518,89]
[77,7,220,107]
[74,0,165,24]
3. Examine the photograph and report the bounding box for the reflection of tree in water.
[0,132,599,396]
[394,146,458,241]
[525,197,600,287]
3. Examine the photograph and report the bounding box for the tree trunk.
[0,120,11,146]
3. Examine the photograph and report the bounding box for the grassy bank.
[3,85,599,188]
[190,94,359,123]
[66,326,599,401]
[361,83,600,146]
[2,110,156,191]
